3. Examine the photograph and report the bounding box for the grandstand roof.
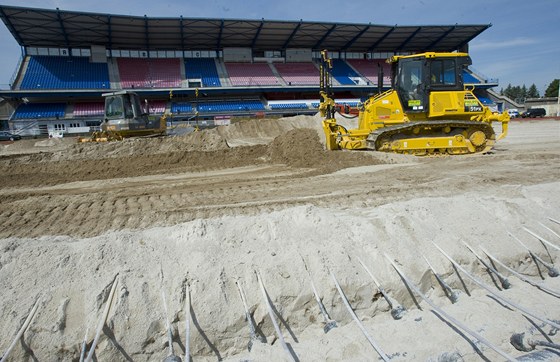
[0,5,491,53]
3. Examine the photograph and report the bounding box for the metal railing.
[468,66,498,84]
[8,54,24,89]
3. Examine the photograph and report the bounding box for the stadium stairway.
[107,58,121,89]
[268,63,288,86]
[179,59,188,88]
[13,56,31,90]
[214,59,232,87]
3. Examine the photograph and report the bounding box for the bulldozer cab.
[393,53,471,114]
[104,91,147,122]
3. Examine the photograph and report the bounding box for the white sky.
[0,0,558,94]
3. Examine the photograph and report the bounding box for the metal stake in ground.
[184,281,191,362]
[509,232,559,277]
[480,246,560,299]
[432,242,560,331]
[309,274,337,333]
[461,240,511,289]
[256,271,296,362]
[539,221,560,241]
[330,269,390,361]
[85,274,119,362]
[235,279,266,351]
[524,227,560,252]
[299,256,337,333]
[421,253,459,303]
[0,297,41,362]
[79,327,89,362]
[161,289,182,362]
[510,332,560,352]
[357,257,405,319]
[383,253,515,362]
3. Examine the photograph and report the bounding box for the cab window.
[430,59,456,85]
[398,59,423,96]
[105,96,124,119]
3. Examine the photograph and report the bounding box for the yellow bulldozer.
[319,50,509,155]
[79,90,167,142]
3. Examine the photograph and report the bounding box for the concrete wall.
[525,97,560,117]
[223,48,252,62]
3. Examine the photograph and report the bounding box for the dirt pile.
[0,119,560,361]
[268,128,383,170]
[0,116,385,188]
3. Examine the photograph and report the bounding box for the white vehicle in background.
[507,109,520,118]
[48,131,64,138]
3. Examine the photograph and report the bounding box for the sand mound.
[268,128,384,171]
[1,183,558,361]
[0,117,387,188]
[218,115,325,147]
[1,119,559,361]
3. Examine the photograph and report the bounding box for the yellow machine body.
[321,52,509,155]
[79,91,167,143]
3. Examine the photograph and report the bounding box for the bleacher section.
[225,63,279,86]
[172,100,264,113]
[275,63,319,85]
[269,103,308,110]
[347,59,392,86]
[12,103,66,119]
[10,55,498,127]
[20,56,110,89]
[117,58,182,88]
[184,59,221,87]
[198,100,264,113]
[146,100,167,114]
[331,59,362,85]
[74,102,104,117]
[463,71,481,84]
[171,103,193,114]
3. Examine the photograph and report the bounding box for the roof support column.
[144,15,150,56]
[56,7,70,50]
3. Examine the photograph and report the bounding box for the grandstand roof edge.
[0,5,491,53]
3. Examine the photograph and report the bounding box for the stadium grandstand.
[0,5,502,136]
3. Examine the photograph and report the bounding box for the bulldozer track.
[366,120,496,155]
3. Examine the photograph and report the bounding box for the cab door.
[395,58,429,114]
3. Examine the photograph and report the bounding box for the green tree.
[527,84,540,98]
[504,84,513,99]
[520,85,527,100]
[545,79,559,97]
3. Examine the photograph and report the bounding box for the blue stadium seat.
[197,100,264,113]
[12,103,66,119]
[171,103,194,114]
[184,59,221,87]
[463,70,480,84]
[475,96,493,105]
[331,59,361,85]
[20,56,110,89]
[270,103,308,110]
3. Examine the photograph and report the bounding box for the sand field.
[0,116,559,361]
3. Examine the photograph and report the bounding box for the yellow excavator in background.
[79,90,167,142]
[319,50,509,155]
